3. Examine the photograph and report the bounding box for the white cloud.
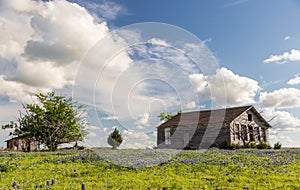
[79,0,127,22]
[0,0,132,148]
[86,125,101,130]
[87,131,97,137]
[269,134,294,147]
[0,0,112,102]
[101,116,118,120]
[270,134,293,143]
[135,112,150,127]
[123,129,149,140]
[15,61,75,89]
[284,36,291,41]
[261,108,300,132]
[189,67,260,106]
[287,74,300,85]
[148,38,169,46]
[263,49,300,64]
[152,130,157,137]
[185,101,196,109]
[199,104,206,109]
[0,75,49,103]
[259,88,300,109]
[261,108,300,147]
[135,125,145,129]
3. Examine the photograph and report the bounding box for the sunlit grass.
[0,149,299,189]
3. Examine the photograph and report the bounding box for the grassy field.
[0,148,299,189]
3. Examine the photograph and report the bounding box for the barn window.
[249,125,254,141]
[236,124,241,140]
[234,124,240,141]
[261,128,267,142]
[248,114,252,121]
[256,127,261,141]
[241,124,248,141]
[165,128,171,145]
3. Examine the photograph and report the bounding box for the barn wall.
[230,109,270,145]
[6,138,39,151]
[157,127,165,148]
[157,123,231,149]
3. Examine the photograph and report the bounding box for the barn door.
[183,132,190,149]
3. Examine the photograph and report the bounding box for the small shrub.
[248,142,257,148]
[231,143,241,150]
[274,142,282,149]
[219,141,240,150]
[219,141,231,149]
[257,141,271,149]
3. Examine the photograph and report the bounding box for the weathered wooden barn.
[157,105,271,149]
[5,137,39,151]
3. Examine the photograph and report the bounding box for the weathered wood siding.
[230,109,270,145]
[157,123,230,149]
[6,138,39,151]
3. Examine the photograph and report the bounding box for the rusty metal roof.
[157,105,272,128]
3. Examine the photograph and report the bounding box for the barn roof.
[157,105,272,128]
[4,136,29,142]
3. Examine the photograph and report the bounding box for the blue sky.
[1,0,300,148]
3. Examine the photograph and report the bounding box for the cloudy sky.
[1,0,300,148]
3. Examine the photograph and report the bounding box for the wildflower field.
[0,149,299,189]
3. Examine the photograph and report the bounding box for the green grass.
[0,149,299,189]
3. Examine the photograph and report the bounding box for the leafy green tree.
[2,92,87,151]
[158,110,182,121]
[107,128,123,149]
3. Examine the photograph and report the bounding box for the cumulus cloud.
[148,38,169,46]
[134,112,150,127]
[259,88,300,109]
[15,61,76,89]
[261,108,300,132]
[0,0,133,148]
[189,67,260,106]
[123,129,149,140]
[263,49,300,64]
[0,75,49,103]
[269,134,294,147]
[121,129,156,149]
[287,74,300,85]
[0,0,112,102]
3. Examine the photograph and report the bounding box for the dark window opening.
[257,127,261,141]
[249,125,254,141]
[248,114,252,121]
[241,124,248,141]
